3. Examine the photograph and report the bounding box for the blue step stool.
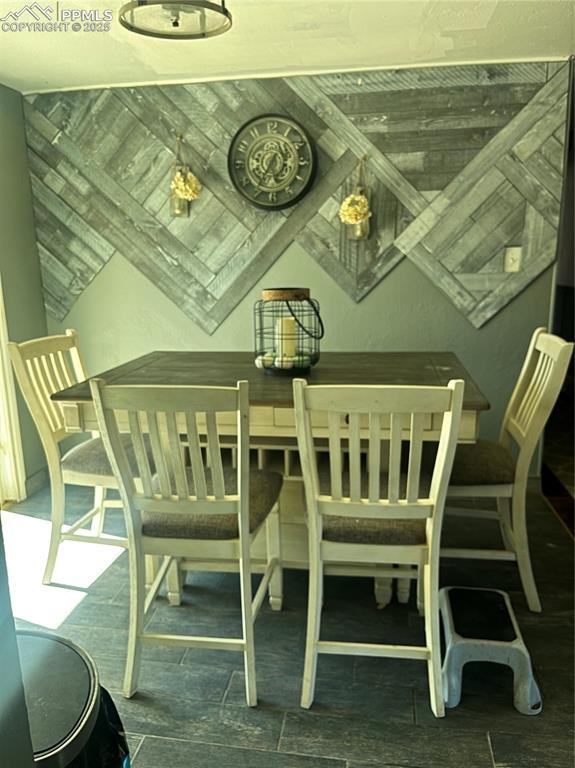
[439,587,542,715]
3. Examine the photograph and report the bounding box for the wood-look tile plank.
[279,712,493,766]
[134,735,346,767]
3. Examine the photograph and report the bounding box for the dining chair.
[294,378,464,718]
[441,327,573,613]
[8,330,127,585]
[90,378,283,705]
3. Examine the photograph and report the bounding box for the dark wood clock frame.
[227,114,317,211]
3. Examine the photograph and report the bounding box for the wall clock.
[228,115,316,210]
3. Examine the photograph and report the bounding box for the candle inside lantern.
[275,316,296,358]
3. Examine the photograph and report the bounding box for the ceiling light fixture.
[118,1,232,40]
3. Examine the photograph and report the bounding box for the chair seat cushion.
[144,466,283,540]
[61,435,153,482]
[317,461,428,546]
[449,439,515,486]
[322,514,426,546]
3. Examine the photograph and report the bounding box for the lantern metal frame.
[254,288,324,376]
[118,1,232,40]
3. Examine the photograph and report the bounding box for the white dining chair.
[8,330,127,585]
[90,378,283,705]
[294,378,464,718]
[441,327,573,613]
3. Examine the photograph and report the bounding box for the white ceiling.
[0,0,573,94]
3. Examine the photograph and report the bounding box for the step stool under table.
[439,586,542,716]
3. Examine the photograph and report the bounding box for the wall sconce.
[170,135,202,218]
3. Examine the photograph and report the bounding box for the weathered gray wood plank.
[457,274,509,292]
[408,243,477,313]
[546,61,569,80]
[313,63,547,95]
[25,101,218,288]
[205,216,284,302]
[369,127,500,154]
[28,165,114,266]
[299,226,358,297]
[332,83,541,116]
[209,150,358,322]
[447,201,525,274]
[512,93,568,162]
[286,77,428,215]
[386,149,478,175]
[33,198,110,278]
[497,153,561,228]
[114,87,262,232]
[524,151,565,201]
[348,104,524,134]
[204,221,251,274]
[421,168,506,253]
[539,134,565,174]
[522,204,554,266]
[468,235,557,328]
[439,66,569,204]
[356,244,405,301]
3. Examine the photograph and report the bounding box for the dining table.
[52,350,489,579]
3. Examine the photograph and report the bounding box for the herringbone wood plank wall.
[24,60,570,333]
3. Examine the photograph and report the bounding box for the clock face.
[228,115,316,210]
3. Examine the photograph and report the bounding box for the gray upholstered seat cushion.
[143,466,283,540]
[449,439,515,486]
[422,439,515,488]
[61,434,154,480]
[316,460,428,546]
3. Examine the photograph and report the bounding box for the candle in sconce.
[275,316,296,358]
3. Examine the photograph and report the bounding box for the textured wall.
[0,84,48,483]
[25,61,569,333]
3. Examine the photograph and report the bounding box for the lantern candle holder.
[254,288,324,375]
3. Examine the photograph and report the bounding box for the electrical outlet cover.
[504,247,523,273]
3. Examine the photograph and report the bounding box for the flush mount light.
[118,1,232,40]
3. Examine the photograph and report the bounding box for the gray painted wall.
[47,242,554,444]
[0,84,48,483]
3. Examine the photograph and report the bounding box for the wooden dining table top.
[52,350,490,411]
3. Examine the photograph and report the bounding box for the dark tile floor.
[9,485,574,768]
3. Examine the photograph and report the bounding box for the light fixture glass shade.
[119,1,232,39]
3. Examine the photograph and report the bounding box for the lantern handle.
[285,299,325,341]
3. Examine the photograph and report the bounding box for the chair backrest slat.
[29,357,61,432]
[502,328,573,465]
[348,412,362,502]
[368,412,381,503]
[128,409,154,497]
[514,352,546,430]
[8,330,87,450]
[294,379,464,526]
[50,352,71,392]
[147,410,172,497]
[328,410,343,500]
[185,413,208,500]
[388,413,403,504]
[165,410,189,499]
[90,381,249,536]
[406,412,425,503]
[206,411,226,499]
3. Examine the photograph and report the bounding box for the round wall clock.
[228,115,316,210]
